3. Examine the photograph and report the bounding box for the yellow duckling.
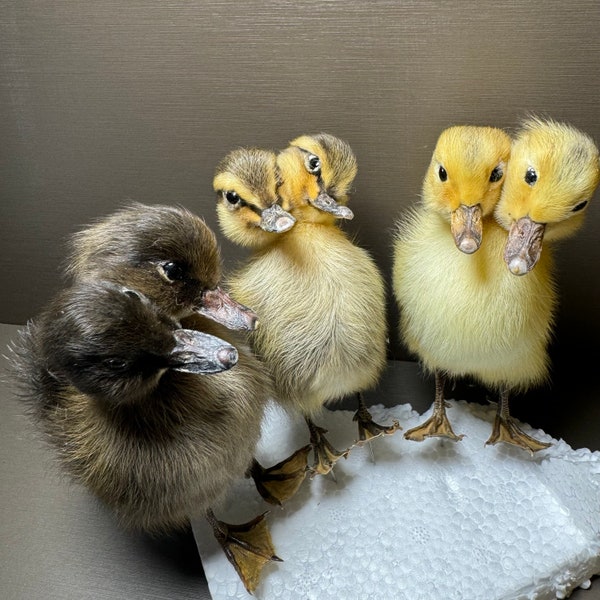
[490,117,600,448]
[217,133,397,479]
[392,125,547,448]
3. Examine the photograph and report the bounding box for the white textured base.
[192,400,600,600]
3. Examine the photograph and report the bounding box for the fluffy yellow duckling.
[490,117,600,448]
[392,125,545,447]
[217,133,397,478]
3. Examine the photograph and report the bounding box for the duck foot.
[485,415,551,454]
[249,446,311,506]
[306,420,351,478]
[206,509,282,595]
[404,403,464,442]
[353,402,401,444]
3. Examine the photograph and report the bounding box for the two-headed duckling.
[9,280,280,594]
[218,133,397,480]
[488,117,600,450]
[393,125,529,446]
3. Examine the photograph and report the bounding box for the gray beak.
[195,287,258,331]
[504,216,546,275]
[450,204,482,254]
[312,192,354,220]
[170,329,238,374]
[259,204,296,233]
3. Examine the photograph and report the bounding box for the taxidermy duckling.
[217,134,397,478]
[393,125,529,446]
[65,202,258,331]
[490,117,600,448]
[8,280,280,594]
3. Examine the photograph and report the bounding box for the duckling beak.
[504,216,546,275]
[451,204,482,254]
[311,192,354,220]
[196,287,258,331]
[170,329,238,374]
[260,204,296,233]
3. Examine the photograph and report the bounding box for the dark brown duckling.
[8,280,280,594]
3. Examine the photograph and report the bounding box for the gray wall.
[2,1,599,369]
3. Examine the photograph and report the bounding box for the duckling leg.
[248,447,311,506]
[353,393,401,444]
[485,389,551,454]
[404,373,464,442]
[206,508,282,594]
[306,417,352,478]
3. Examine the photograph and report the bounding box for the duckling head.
[423,125,511,254]
[214,147,295,248]
[41,281,238,405]
[66,202,258,330]
[495,117,600,275]
[277,132,357,223]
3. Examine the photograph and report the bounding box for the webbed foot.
[307,421,351,477]
[486,415,551,454]
[249,446,311,506]
[404,403,464,442]
[353,403,401,443]
[207,509,282,595]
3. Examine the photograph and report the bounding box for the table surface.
[1,322,599,600]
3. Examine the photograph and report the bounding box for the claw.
[249,446,310,506]
[206,509,282,595]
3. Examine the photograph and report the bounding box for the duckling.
[66,202,258,331]
[489,117,600,448]
[392,125,535,446]
[217,134,397,478]
[8,280,280,594]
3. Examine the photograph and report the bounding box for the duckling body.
[230,220,386,417]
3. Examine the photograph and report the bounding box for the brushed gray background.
[2,3,600,598]
[2,0,600,362]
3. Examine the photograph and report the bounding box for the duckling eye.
[572,199,588,212]
[103,358,128,371]
[306,154,321,175]
[224,191,241,205]
[438,166,448,182]
[162,261,186,282]
[489,166,503,183]
[525,167,538,185]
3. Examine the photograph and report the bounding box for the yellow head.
[214,147,295,248]
[496,117,600,275]
[423,125,511,253]
[277,132,357,224]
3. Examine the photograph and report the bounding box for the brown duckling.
[8,280,280,594]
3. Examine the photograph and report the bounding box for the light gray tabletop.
[1,322,599,599]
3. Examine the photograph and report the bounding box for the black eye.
[489,166,503,183]
[438,165,448,182]
[103,358,128,371]
[162,261,186,281]
[572,200,588,212]
[224,191,240,205]
[525,167,538,185]
[306,154,321,175]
